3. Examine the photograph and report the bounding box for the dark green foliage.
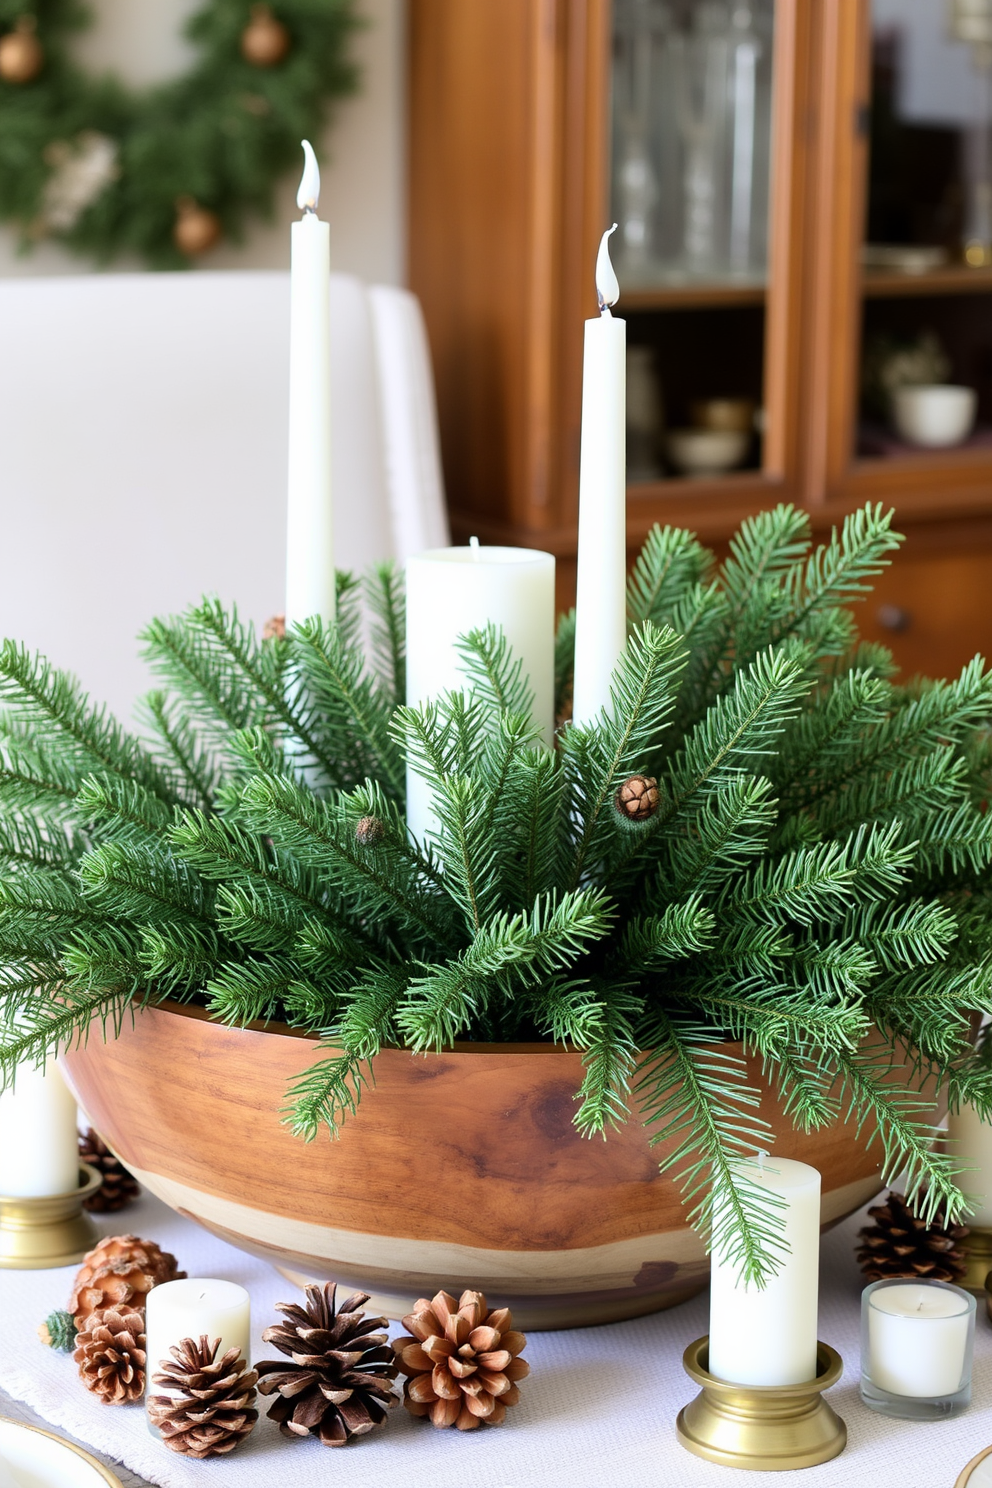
[2,510,992,1284]
[0,0,357,269]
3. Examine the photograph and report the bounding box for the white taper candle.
[572,224,627,728]
[708,1156,821,1386]
[285,139,334,626]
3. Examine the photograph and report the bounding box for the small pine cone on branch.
[614,774,660,822]
[149,1336,258,1458]
[256,1283,397,1446]
[70,1235,185,1329]
[74,1307,146,1404]
[79,1128,140,1212]
[393,1289,529,1430]
[856,1191,970,1283]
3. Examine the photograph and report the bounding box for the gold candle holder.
[961,1224,992,1293]
[676,1337,846,1471]
[0,1163,102,1269]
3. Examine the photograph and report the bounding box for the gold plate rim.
[956,1443,992,1488]
[0,1415,125,1487]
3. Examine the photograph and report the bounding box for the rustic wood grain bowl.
[61,1001,890,1329]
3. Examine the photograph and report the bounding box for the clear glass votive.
[860,1278,976,1420]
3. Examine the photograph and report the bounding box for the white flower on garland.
[40,131,120,234]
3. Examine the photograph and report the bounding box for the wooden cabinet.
[408,0,992,671]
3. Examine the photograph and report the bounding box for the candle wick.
[469,536,481,561]
[756,1149,768,1171]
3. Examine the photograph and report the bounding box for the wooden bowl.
[61,1002,888,1329]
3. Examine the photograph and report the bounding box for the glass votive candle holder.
[860,1278,976,1420]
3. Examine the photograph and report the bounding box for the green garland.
[0,0,358,268]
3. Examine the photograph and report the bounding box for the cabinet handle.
[877,604,912,633]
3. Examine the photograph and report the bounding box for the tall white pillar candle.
[405,541,555,843]
[708,1157,821,1386]
[0,1059,78,1197]
[285,139,335,627]
[572,224,627,728]
[947,1101,992,1224]
[145,1279,251,1407]
[865,1282,972,1397]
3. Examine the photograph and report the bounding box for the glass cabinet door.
[857,0,992,464]
[610,0,780,488]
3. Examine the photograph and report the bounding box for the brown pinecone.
[393,1289,529,1430]
[856,1191,970,1283]
[262,614,286,640]
[69,1235,185,1329]
[148,1335,258,1458]
[74,1306,146,1405]
[615,773,660,822]
[355,814,385,847]
[78,1128,140,1213]
[256,1283,396,1446]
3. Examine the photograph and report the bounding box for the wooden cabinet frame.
[408,0,992,587]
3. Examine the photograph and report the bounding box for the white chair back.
[0,270,447,721]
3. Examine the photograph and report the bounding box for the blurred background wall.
[0,0,407,283]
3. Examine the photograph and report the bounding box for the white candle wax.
[866,1283,971,1397]
[285,139,335,627]
[0,1059,78,1197]
[708,1157,820,1386]
[572,224,627,728]
[145,1279,251,1402]
[405,542,555,843]
[947,1100,992,1224]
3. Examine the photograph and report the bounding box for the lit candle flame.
[596,224,620,313]
[296,139,320,215]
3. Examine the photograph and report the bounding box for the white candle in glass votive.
[145,1279,251,1407]
[285,139,335,628]
[947,1101,992,1224]
[405,540,555,843]
[572,224,627,729]
[0,1059,79,1197]
[866,1282,972,1398]
[708,1156,820,1387]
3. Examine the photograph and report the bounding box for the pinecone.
[69,1235,185,1329]
[37,1309,77,1353]
[262,614,286,640]
[256,1283,397,1447]
[355,814,385,847]
[393,1289,529,1430]
[148,1336,258,1458]
[78,1128,140,1212]
[615,773,660,822]
[856,1191,970,1283]
[74,1307,146,1404]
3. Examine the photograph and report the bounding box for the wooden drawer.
[860,547,992,680]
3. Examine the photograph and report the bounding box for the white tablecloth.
[0,1189,988,1488]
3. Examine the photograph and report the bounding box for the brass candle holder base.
[0,1163,102,1268]
[961,1224,992,1294]
[676,1337,846,1472]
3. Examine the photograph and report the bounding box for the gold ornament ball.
[241,5,291,67]
[173,197,222,257]
[0,16,44,84]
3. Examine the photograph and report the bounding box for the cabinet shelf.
[862,266,992,299]
[622,282,767,312]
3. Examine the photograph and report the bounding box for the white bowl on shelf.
[891,384,977,448]
[666,427,750,477]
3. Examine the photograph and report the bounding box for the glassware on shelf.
[610,0,774,288]
[950,1,992,264]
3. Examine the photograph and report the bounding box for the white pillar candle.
[285,139,334,627]
[572,224,627,728]
[0,1059,78,1197]
[865,1282,972,1398]
[947,1101,992,1224]
[708,1156,821,1387]
[145,1279,252,1401]
[405,540,555,843]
